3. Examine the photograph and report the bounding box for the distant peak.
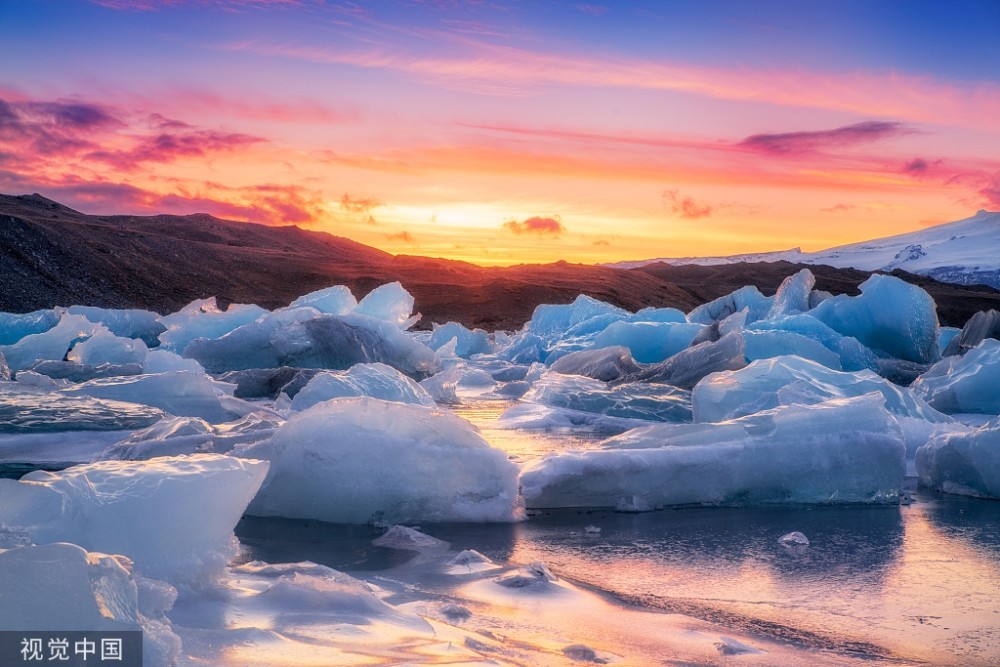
[974,209,998,218]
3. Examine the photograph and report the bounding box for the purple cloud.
[738,121,909,155]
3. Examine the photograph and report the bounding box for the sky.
[1,0,999,266]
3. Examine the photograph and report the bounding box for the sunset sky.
[2,0,999,265]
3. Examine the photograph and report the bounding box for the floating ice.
[446,549,500,574]
[778,531,810,546]
[524,372,692,422]
[622,332,746,389]
[428,322,492,357]
[0,454,268,587]
[911,338,1000,414]
[810,274,940,364]
[520,394,906,509]
[0,384,164,433]
[916,419,1000,498]
[715,637,761,656]
[290,363,435,411]
[766,268,815,318]
[0,312,104,371]
[157,297,267,353]
[495,561,558,589]
[373,525,449,551]
[354,281,418,328]
[67,305,166,347]
[692,355,950,424]
[592,321,705,363]
[549,346,641,382]
[239,397,520,523]
[24,359,144,382]
[0,308,60,345]
[288,284,357,315]
[526,295,629,337]
[688,285,773,325]
[67,329,148,366]
[101,412,282,461]
[62,370,240,423]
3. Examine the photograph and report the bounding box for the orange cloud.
[503,216,564,236]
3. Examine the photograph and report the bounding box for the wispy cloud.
[339,193,382,223]
[502,215,564,236]
[663,189,712,219]
[737,121,910,156]
[87,129,263,169]
[386,230,415,244]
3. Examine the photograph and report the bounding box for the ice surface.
[0,312,104,371]
[742,330,843,369]
[688,285,773,325]
[526,295,630,337]
[810,274,940,364]
[495,560,559,589]
[0,454,268,586]
[100,412,281,461]
[692,355,950,424]
[428,321,492,358]
[916,418,1000,498]
[67,305,166,347]
[592,321,705,363]
[66,329,148,366]
[288,284,357,315]
[778,531,810,546]
[520,394,906,509]
[0,308,60,345]
[0,384,164,433]
[157,297,268,353]
[766,268,815,318]
[353,281,418,328]
[497,401,649,434]
[290,362,435,411]
[524,372,693,422]
[239,397,520,523]
[911,338,1000,414]
[62,370,240,423]
[549,346,641,382]
[622,332,747,389]
[446,549,500,574]
[25,359,144,382]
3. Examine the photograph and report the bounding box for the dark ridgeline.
[2,193,999,329]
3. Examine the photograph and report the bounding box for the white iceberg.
[354,281,418,328]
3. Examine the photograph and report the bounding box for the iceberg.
[101,412,282,461]
[524,372,693,423]
[0,312,104,371]
[549,346,641,382]
[688,286,772,325]
[810,274,940,364]
[66,329,148,366]
[67,305,166,347]
[0,308,60,345]
[219,366,320,399]
[290,362,435,411]
[910,338,1000,414]
[353,281,418,328]
[916,419,1000,498]
[742,330,842,369]
[526,295,629,337]
[621,332,746,389]
[0,384,164,433]
[239,397,520,523]
[157,297,268,354]
[628,306,687,324]
[288,284,357,315]
[766,268,815,319]
[24,359,144,382]
[428,321,492,358]
[520,394,906,509]
[745,314,877,372]
[0,454,268,586]
[943,309,1000,356]
[592,321,705,363]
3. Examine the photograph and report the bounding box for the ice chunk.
[0,308,60,345]
[520,394,906,508]
[746,314,877,372]
[943,309,1000,357]
[688,285,773,325]
[290,362,434,411]
[495,331,547,364]
[67,329,148,366]
[288,284,357,315]
[715,637,761,656]
[592,321,705,363]
[372,525,449,551]
[743,330,842,369]
[526,295,629,336]
[497,401,647,434]
[810,274,940,364]
[549,346,641,382]
[62,371,239,423]
[622,332,746,389]
[354,281,418,328]
[916,419,1000,498]
[25,359,144,382]
[525,373,692,422]
[911,338,1000,414]
[219,366,320,399]
[692,356,950,424]
[67,305,166,347]
[495,561,558,588]
[239,397,519,523]
[0,312,105,371]
[0,384,164,433]
[157,297,268,353]
[446,549,500,574]
[778,531,809,546]
[939,326,962,356]
[0,350,9,381]
[628,306,687,323]
[143,348,206,374]
[428,322,492,358]
[0,454,268,586]
[766,269,815,318]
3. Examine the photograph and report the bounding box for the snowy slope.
[607,210,1000,289]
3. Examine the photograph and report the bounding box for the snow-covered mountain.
[607,210,1000,289]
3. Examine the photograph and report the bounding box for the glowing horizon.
[1,0,999,266]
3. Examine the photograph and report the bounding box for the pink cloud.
[737,121,910,156]
[87,129,264,169]
[663,190,712,219]
[386,230,416,243]
[503,216,564,236]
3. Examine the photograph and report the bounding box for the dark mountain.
[2,193,997,329]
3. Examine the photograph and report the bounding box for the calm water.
[236,398,1000,666]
